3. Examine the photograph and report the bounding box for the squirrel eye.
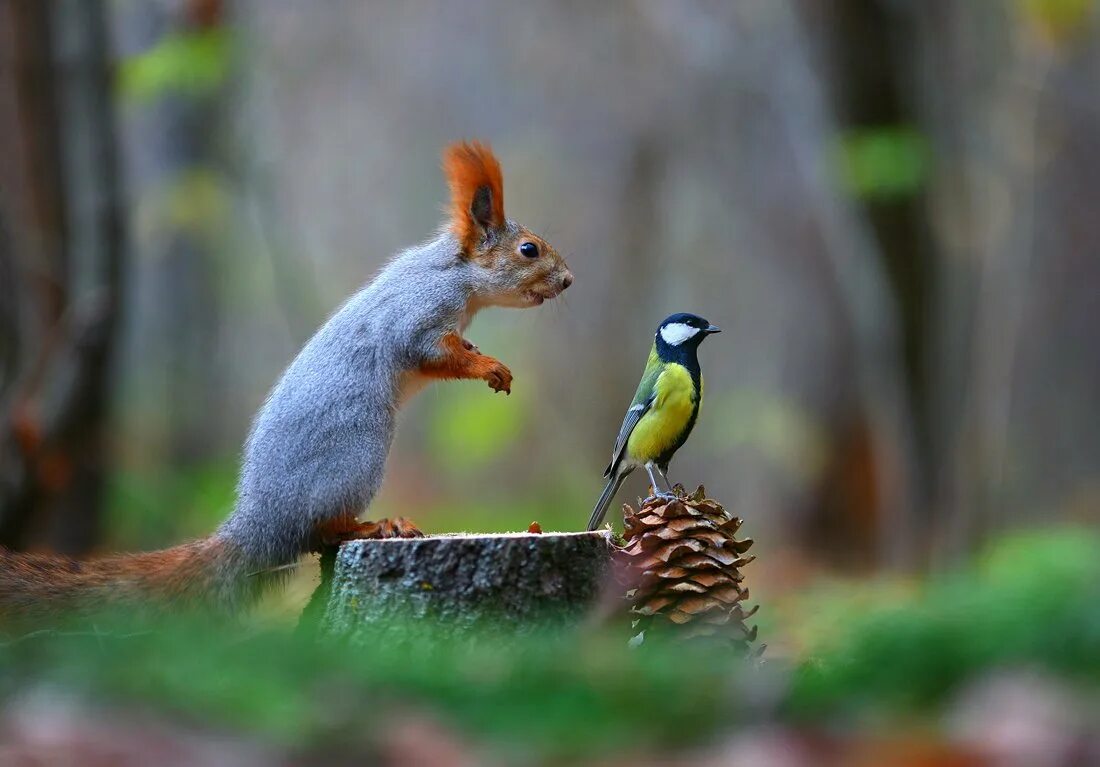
[519,242,539,258]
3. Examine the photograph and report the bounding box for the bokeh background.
[4,2,1100,764]
[3,0,1099,601]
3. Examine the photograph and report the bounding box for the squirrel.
[0,141,573,624]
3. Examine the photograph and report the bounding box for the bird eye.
[519,242,539,258]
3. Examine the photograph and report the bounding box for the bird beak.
[705,324,721,334]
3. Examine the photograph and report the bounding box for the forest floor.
[1,528,1098,766]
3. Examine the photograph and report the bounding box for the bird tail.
[587,472,628,531]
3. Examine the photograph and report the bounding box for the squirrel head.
[443,141,573,308]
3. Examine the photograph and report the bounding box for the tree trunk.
[318,532,614,644]
[0,0,126,554]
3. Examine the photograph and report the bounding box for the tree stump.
[318,531,614,644]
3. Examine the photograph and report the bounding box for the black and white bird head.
[654,313,721,354]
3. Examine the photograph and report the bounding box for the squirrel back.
[0,141,573,626]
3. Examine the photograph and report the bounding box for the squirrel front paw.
[484,360,512,394]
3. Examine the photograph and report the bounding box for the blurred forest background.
[2,0,1099,602]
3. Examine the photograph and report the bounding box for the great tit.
[587,313,720,530]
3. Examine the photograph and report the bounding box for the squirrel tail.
[0,536,257,625]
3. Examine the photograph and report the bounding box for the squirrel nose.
[561,272,574,290]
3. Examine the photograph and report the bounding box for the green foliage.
[396,487,589,535]
[707,389,827,482]
[0,617,742,759]
[427,384,529,473]
[836,126,929,201]
[119,29,230,103]
[3,528,1097,757]
[105,460,236,550]
[158,168,233,236]
[788,528,1100,718]
[1019,0,1095,41]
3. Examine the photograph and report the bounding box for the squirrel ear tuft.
[442,140,505,254]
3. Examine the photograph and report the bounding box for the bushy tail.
[0,537,249,625]
[588,473,628,531]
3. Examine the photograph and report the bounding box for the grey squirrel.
[0,141,573,621]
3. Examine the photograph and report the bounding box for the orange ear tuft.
[442,141,505,254]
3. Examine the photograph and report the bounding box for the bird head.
[654,313,721,354]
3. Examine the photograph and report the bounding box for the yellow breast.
[626,364,697,462]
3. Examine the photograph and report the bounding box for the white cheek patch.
[659,323,699,346]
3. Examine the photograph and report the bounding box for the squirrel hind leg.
[370,518,423,539]
[310,515,423,552]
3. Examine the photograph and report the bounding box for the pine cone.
[615,486,760,654]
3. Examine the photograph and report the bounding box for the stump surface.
[320,531,613,642]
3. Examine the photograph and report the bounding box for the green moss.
[0,618,741,758]
[3,528,1098,757]
[787,527,1100,718]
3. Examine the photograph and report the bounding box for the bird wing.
[604,349,663,477]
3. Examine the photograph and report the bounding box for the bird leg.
[655,465,678,496]
[645,462,677,500]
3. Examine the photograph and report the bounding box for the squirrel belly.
[0,141,572,625]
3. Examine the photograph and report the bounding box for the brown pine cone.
[615,485,761,654]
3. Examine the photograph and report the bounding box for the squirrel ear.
[470,184,494,230]
[443,140,505,255]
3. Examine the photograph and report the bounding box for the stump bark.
[319,531,614,643]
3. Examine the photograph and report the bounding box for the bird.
[587,312,720,531]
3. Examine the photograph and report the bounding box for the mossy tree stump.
[318,531,614,644]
